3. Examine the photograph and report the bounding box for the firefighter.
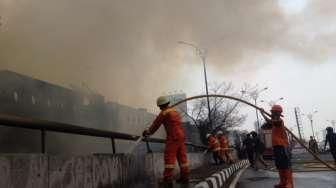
[309,136,318,154]
[250,131,268,170]
[261,105,293,188]
[142,96,189,186]
[217,131,233,164]
[324,127,336,164]
[206,133,221,165]
[243,133,255,167]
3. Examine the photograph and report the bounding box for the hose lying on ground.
[171,94,336,171]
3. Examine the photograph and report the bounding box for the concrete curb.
[193,160,250,188]
[228,164,249,188]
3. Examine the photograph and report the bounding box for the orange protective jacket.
[272,119,289,147]
[208,136,221,152]
[218,135,229,150]
[148,108,185,141]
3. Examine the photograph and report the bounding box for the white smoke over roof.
[0,0,335,109]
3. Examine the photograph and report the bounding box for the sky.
[0,0,335,140]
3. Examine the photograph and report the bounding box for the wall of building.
[104,102,157,135]
[0,70,164,154]
[0,71,202,155]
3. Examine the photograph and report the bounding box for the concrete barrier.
[194,160,250,188]
[0,154,48,188]
[0,153,210,188]
[49,154,149,187]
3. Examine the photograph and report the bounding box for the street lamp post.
[178,41,212,128]
[249,87,268,133]
[260,97,284,107]
[315,131,320,142]
[304,111,318,139]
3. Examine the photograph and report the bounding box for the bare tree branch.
[189,82,248,134]
[178,106,199,128]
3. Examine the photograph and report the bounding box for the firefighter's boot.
[274,169,293,188]
[287,169,294,188]
[176,167,189,184]
[274,170,286,188]
[163,168,174,188]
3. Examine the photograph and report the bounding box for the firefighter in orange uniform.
[217,131,234,164]
[142,96,189,187]
[261,105,293,188]
[206,133,221,165]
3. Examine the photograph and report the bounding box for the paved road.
[236,168,336,188]
[291,151,335,162]
[252,152,335,172]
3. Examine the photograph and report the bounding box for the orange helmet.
[271,105,283,113]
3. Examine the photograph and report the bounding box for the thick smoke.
[0,0,334,108]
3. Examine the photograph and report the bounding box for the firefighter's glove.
[142,130,150,137]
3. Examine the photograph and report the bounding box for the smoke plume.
[0,0,335,108]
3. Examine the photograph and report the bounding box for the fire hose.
[171,94,336,171]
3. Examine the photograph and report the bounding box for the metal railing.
[0,114,206,154]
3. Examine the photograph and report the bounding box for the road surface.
[236,168,336,188]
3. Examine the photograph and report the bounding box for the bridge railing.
[0,114,206,154]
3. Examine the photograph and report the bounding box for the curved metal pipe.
[171,94,336,171]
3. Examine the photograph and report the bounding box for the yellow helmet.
[156,96,170,106]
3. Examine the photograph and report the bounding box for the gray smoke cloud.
[0,0,334,108]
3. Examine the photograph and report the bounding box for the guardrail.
[0,114,206,154]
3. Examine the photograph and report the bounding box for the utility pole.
[294,107,303,140]
[249,87,268,133]
[254,98,260,133]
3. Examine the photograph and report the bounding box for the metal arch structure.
[171,94,336,171]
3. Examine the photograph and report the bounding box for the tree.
[180,82,251,144]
